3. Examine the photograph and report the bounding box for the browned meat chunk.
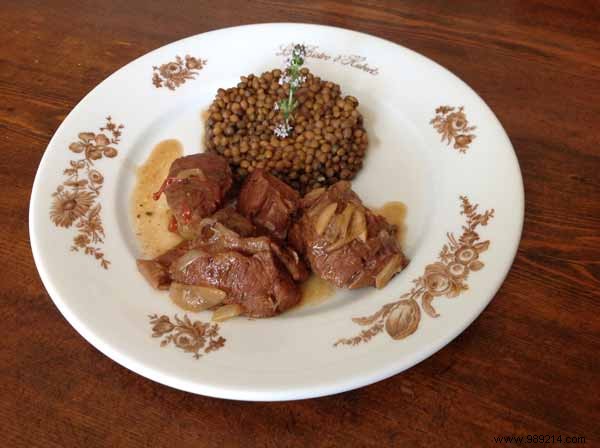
[290,181,408,289]
[170,220,305,317]
[136,259,171,290]
[171,250,298,317]
[135,208,254,290]
[136,239,196,290]
[154,153,233,238]
[210,207,256,237]
[137,219,307,317]
[238,168,300,239]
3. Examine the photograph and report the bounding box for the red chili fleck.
[152,177,180,201]
[168,215,178,233]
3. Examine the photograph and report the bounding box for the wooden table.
[2,1,599,446]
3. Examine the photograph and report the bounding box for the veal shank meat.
[289,181,408,289]
[153,153,233,237]
[238,168,300,240]
[138,218,307,317]
[135,208,254,290]
[209,206,256,237]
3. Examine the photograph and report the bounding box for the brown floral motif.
[152,55,207,90]
[50,190,95,227]
[148,314,226,359]
[335,196,494,346]
[430,106,477,153]
[49,116,124,269]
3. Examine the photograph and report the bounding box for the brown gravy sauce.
[132,139,183,258]
[300,274,336,307]
[374,201,407,246]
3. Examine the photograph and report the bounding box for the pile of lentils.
[204,68,369,194]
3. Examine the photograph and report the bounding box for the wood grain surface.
[2,1,599,446]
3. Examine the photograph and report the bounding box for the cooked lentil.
[205,68,368,193]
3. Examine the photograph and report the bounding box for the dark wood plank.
[1,1,599,446]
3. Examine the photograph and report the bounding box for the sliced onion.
[212,221,240,239]
[326,236,354,252]
[212,303,243,322]
[198,217,217,229]
[326,206,366,251]
[314,202,338,235]
[303,187,326,203]
[337,203,355,238]
[350,209,367,242]
[375,254,403,289]
[169,282,226,311]
[177,223,198,240]
[176,168,206,181]
[307,198,332,218]
[240,237,271,253]
[171,249,204,273]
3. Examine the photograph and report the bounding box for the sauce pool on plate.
[300,274,336,307]
[374,201,407,246]
[131,139,183,258]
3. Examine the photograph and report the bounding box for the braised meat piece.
[176,219,307,282]
[136,260,170,290]
[136,239,196,290]
[137,219,307,317]
[136,208,254,290]
[172,251,298,318]
[210,207,256,237]
[238,168,300,239]
[290,181,408,289]
[153,153,233,238]
[170,220,305,317]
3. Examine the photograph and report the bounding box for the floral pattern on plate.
[430,106,476,153]
[149,314,226,359]
[49,116,124,269]
[152,55,207,90]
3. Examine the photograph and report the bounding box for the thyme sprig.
[274,44,307,138]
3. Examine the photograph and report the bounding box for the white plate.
[29,23,523,401]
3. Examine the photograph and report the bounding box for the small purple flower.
[290,75,306,89]
[274,122,292,138]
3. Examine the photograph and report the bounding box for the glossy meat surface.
[290,181,408,289]
[138,219,307,317]
[238,168,300,239]
[161,153,233,237]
